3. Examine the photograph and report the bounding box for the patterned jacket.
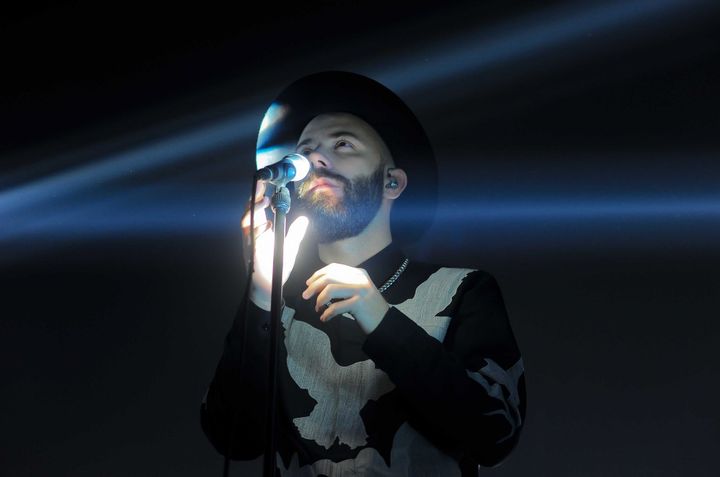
[201,242,526,476]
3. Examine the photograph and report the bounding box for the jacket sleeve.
[200,292,272,460]
[361,270,526,468]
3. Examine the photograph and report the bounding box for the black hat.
[256,71,437,246]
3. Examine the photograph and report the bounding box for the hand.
[241,181,309,310]
[301,263,390,335]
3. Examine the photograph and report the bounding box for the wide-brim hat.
[256,71,437,246]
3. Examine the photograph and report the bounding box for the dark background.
[2,0,719,475]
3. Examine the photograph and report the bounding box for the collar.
[288,241,407,293]
[353,241,407,290]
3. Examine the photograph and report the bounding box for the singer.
[201,72,526,476]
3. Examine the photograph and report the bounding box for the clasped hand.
[302,263,390,335]
[241,181,309,311]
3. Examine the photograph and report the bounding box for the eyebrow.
[296,131,362,149]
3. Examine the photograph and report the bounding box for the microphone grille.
[285,153,310,181]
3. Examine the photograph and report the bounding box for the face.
[293,113,392,243]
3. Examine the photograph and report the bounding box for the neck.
[317,203,392,266]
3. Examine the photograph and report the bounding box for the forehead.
[298,112,383,144]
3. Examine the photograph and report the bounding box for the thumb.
[283,216,309,273]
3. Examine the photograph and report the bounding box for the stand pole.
[263,185,290,477]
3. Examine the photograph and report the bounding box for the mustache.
[297,168,351,195]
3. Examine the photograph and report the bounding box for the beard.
[294,164,385,244]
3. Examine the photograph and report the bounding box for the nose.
[307,150,332,170]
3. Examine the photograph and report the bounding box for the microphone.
[255,153,311,186]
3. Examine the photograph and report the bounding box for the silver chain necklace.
[322,257,409,312]
[378,258,409,294]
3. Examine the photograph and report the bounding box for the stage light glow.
[1,0,716,263]
[369,0,707,94]
[2,0,708,224]
[259,103,289,137]
[0,109,260,217]
[3,189,718,240]
[256,144,296,170]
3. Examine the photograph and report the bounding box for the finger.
[320,295,359,322]
[302,275,329,300]
[241,198,270,228]
[245,188,268,213]
[250,181,267,201]
[251,195,270,213]
[305,263,339,286]
[302,275,347,300]
[305,268,327,286]
[242,225,271,262]
[241,214,270,235]
[306,264,368,288]
[315,284,356,312]
[242,195,269,220]
[244,220,272,243]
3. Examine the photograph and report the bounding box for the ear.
[383,167,407,200]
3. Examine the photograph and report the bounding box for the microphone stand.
[263,184,291,477]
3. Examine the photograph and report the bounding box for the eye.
[335,139,354,149]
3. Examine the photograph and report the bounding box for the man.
[201,72,526,476]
